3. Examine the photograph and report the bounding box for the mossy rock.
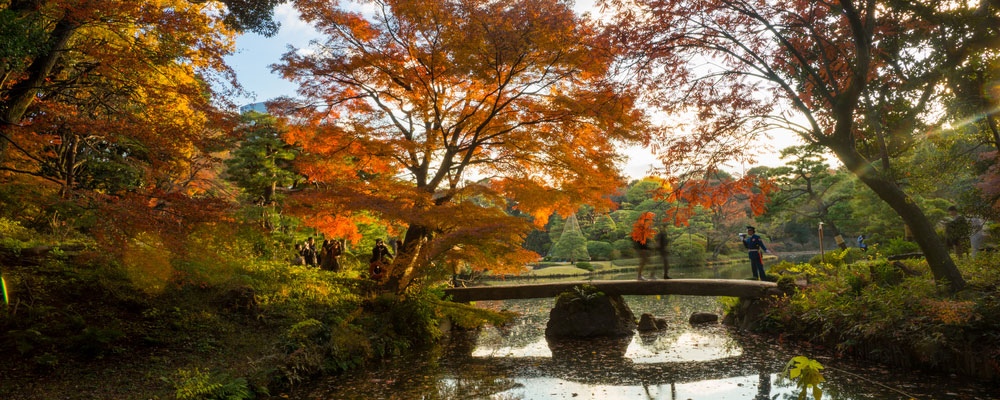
[546,285,636,338]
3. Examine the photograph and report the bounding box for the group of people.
[632,225,766,281]
[292,237,344,272]
[291,236,399,280]
[633,230,672,281]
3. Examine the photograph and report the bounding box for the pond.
[296,263,998,399]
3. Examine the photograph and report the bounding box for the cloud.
[273,3,321,38]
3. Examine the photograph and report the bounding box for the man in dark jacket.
[740,226,770,281]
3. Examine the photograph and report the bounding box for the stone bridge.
[443,279,781,303]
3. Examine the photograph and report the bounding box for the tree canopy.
[272,0,650,290]
[604,0,1000,291]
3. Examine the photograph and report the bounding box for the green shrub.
[776,276,798,295]
[586,241,614,260]
[868,260,904,286]
[0,217,32,241]
[575,262,594,271]
[555,284,606,308]
[164,368,253,400]
[612,239,635,258]
[878,238,920,257]
[673,234,707,265]
[282,319,329,352]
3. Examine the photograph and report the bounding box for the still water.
[297,264,998,399]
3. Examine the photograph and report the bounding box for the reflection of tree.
[435,364,523,400]
[754,372,772,400]
[475,304,550,351]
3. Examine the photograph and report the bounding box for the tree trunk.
[385,224,433,293]
[60,134,79,198]
[0,18,78,164]
[830,142,966,292]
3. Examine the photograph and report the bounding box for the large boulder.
[689,312,719,325]
[546,285,636,338]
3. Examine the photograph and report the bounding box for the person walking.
[740,226,770,281]
[655,230,671,279]
[633,236,651,280]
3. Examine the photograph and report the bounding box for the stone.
[637,313,658,332]
[638,313,669,332]
[545,285,636,338]
[689,312,719,325]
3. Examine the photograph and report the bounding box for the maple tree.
[273,0,649,291]
[0,1,286,255]
[605,0,1000,291]
[0,0,286,162]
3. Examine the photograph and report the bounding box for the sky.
[222,1,813,179]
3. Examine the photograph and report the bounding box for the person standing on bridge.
[740,226,770,281]
[655,229,671,279]
[633,235,652,280]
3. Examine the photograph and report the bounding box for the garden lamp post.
[818,222,825,261]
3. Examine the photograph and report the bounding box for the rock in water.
[689,312,719,325]
[545,285,636,338]
[638,313,658,332]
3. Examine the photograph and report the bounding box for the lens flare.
[1,274,8,305]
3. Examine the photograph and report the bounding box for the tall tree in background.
[606,0,1000,291]
[274,0,648,291]
[767,145,852,249]
[225,112,301,229]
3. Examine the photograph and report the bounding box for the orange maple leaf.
[630,212,657,245]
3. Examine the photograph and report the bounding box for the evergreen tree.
[592,214,618,241]
[224,112,299,206]
[550,214,590,263]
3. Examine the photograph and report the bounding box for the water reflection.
[298,264,1000,399]
[629,331,742,363]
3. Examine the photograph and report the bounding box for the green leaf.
[813,387,823,400]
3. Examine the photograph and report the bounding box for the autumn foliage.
[601,0,1000,291]
[0,1,253,256]
[272,0,650,290]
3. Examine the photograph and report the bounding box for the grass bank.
[0,220,508,399]
[736,248,1000,381]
